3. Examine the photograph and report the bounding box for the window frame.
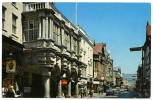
[53,24,59,44]
[73,39,77,52]
[12,14,18,34]
[2,6,6,29]
[12,2,18,9]
[12,2,16,6]
[64,32,70,50]
[23,20,39,41]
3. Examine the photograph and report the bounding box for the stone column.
[67,61,71,97]
[39,16,42,38]
[46,16,48,38]
[61,27,65,46]
[43,76,50,97]
[37,51,56,98]
[49,18,53,39]
[42,17,45,38]
[57,27,61,45]
[70,31,74,51]
[75,67,79,97]
[41,68,51,98]
[56,56,63,98]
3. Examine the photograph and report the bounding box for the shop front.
[2,35,24,96]
[18,65,43,97]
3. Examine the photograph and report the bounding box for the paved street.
[77,93,106,98]
[76,90,147,98]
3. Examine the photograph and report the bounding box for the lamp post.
[130,46,144,98]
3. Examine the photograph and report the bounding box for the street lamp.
[130,46,144,98]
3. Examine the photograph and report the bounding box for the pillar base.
[56,96,65,98]
[44,96,50,98]
[66,95,71,98]
[73,95,78,98]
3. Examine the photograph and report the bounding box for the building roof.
[93,43,106,54]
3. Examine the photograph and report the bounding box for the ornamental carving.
[62,48,67,54]
[47,41,54,48]
[38,41,47,48]
[80,47,83,54]
[38,11,45,18]
[72,53,77,59]
[46,52,56,65]
[41,68,51,76]
[56,56,61,61]
[37,57,47,63]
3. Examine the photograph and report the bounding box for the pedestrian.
[2,93,6,98]
[83,88,87,97]
[89,89,93,97]
[81,89,84,98]
[16,91,23,98]
[97,86,100,95]
[87,89,90,96]
[2,86,8,97]
[101,87,103,95]
[63,90,67,98]
[73,91,75,97]
[6,85,16,98]
[92,89,94,96]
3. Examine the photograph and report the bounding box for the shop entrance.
[32,73,43,97]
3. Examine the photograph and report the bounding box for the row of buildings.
[1,2,114,98]
[2,2,150,98]
[135,22,151,97]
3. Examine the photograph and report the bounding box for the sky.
[54,2,151,74]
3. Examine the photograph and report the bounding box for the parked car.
[112,88,117,94]
[120,88,125,92]
[106,89,114,96]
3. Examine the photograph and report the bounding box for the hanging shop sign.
[62,79,67,85]
[6,60,16,73]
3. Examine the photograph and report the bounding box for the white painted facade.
[77,26,94,79]
[2,2,23,44]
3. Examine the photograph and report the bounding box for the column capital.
[48,14,54,20]
[56,56,61,61]
[40,67,51,77]
[38,12,45,18]
[60,22,65,29]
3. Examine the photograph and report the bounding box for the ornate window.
[73,39,77,53]
[53,24,59,44]
[23,21,39,41]
[64,32,70,50]
[81,68,86,78]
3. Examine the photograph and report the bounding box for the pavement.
[135,92,142,98]
[135,91,150,98]
[77,93,106,98]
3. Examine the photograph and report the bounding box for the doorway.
[32,73,43,97]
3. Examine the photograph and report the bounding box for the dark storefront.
[2,35,24,96]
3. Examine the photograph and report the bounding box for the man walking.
[97,86,100,95]
[83,88,87,97]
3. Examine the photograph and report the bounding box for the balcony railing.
[24,2,52,12]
